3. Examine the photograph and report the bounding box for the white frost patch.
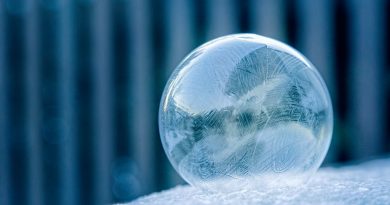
[121,157,390,205]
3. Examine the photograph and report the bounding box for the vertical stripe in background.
[349,0,385,159]
[386,2,390,153]
[165,0,195,77]
[73,0,95,204]
[0,1,8,205]
[252,0,286,42]
[149,0,168,192]
[37,1,64,204]
[333,0,350,162]
[206,0,238,40]
[92,0,113,204]
[59,0,77,204]
[129,0,155,199]
[4,1,28,204]
[25,1,41,205]
[111,0,133,202]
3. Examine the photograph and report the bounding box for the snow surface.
[124,157,390,205]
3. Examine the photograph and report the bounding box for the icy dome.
[159,34,333,192]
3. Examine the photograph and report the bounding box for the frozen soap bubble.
[159,34,333,193]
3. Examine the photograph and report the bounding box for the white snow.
[122,157,390,205]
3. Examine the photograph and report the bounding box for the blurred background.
[0,0,389,204]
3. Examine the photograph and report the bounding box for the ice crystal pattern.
[159,34,333,192]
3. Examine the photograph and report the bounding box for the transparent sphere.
[159,34,333,192]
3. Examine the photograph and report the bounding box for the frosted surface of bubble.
[159,34,333,192]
